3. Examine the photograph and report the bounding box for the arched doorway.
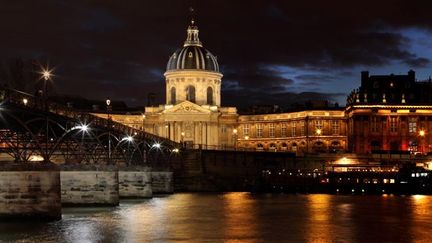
[281,142,288,151]
[291,142,298,152]
[330,140,342,153]
[269,143,277,152]
[256,143,264,151]
[390,140,400,152]
[312,140,326,153]
[371,140,381,152]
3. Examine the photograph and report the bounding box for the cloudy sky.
[1,0,432,109]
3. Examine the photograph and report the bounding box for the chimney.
[408,70,415,81]
[361,71,369,87]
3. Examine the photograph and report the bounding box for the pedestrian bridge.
[0,87,180,167]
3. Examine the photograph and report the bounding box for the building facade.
[346,71,432,154]
[142,20,238,149]
[237,110,347,153]
[97,22,432,155]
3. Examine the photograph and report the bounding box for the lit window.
[408,118,417,134]
[315,120,323,130]
[291,122,296,137]
[269,123,275,138]
[300,122,305,136]
[221,125,227,134]
[243,124,250,136]
[281,123,287,137]
[390,117,397,133]
[332,120,339,135]
[257,124,263,138]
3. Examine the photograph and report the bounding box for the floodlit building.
[95,21,432,155]
[346,71,432,154]
[142,20,238,149]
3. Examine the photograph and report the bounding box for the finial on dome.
[189,7,195,26]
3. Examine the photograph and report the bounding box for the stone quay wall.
[0,162,61,220]
[151,172,174,194]
[60,164,119,206]
[118,166,152,198]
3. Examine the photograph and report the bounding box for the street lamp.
[233,128,238,150]
[106,98,112,163]
[142,113,146,131]
[419,130,426,154]
[181,131,185,148]
[22,98,28,106]
[39,66,53,111]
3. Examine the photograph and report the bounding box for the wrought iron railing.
[0,86,180,148]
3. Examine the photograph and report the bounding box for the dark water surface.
[1,193,431,242]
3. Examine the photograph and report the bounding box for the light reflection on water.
[0,193,432,242]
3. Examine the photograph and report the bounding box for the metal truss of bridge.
[0,87,180,168]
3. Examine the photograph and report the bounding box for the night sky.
[2,1,432,109]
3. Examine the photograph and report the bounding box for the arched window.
[186,85,195,103]
[170,87,176,105]
[257,143,264,151]
[207,87,213,105]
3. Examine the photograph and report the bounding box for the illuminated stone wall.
[0,163,61,220]
[237,110,348,153]
[119,166,152,198]
[165,70,222,106]
[346,105,432,154]
[60,165,119,206]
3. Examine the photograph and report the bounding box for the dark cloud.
[222,66,294,92]
[222,90,345,109]
[403,57,430,68]
[1,0,432,107]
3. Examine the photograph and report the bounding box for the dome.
[166,21,219,72]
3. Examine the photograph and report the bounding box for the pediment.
[163,101,211,114]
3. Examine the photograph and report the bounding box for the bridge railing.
[0,87,180,148]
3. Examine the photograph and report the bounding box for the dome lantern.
[166,21,220,72]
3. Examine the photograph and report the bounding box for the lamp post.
[40,67,53,162]
[244,135,249,151]
[232,128,238,150]
[142,113,145,132]
[419,129,426,154]
[106,98,112,163]
[41,68,52,111]
[181,131,185,148]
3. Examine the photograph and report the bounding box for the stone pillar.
[60,164,119,206]
[151,171,173,194]
[0,162,61,220]
[118,166,152,198]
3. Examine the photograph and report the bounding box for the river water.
[1,193,431,242]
